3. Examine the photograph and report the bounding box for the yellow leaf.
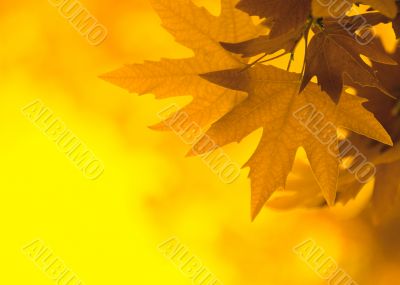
[101,0,261,128]
[197,65,391,219]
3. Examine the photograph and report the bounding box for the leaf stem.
[242,51,287,71]
[241,53,268,72]
[287,52,294,71]
[258,52,288,64]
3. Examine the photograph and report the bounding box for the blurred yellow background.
[1,1,400,284]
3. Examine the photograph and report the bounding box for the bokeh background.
[1,1,400,284]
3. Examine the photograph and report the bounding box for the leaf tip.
[251,199,265,221]
[324,193,337,207]
[185,148,198,157]
[250,210,259,222]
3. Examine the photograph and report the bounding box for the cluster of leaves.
[103,0,400,221]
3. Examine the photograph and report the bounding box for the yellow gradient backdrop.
[1,1,399,285]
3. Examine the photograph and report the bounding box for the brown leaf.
[300,21,397,102]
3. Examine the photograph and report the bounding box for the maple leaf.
[300,17,397,102]
[194,64,391,219]
[312,0,398,19]
[101,0,260,128]
[104,0,398,220]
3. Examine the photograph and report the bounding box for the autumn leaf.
[300,18,397,102]
[104,0,399,220]
[101,0,260,128]
[312,0,398,19]
[195,64,391,219]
